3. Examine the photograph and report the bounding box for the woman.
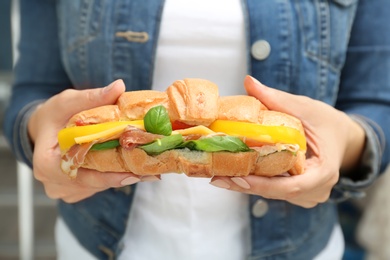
[4,0,390,259]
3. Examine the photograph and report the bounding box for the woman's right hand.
[28,80,157,203]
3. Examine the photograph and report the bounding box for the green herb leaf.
[139,134,184,155]
[90,140,120,151]
[183,136,250,152]
[143,105,172,136]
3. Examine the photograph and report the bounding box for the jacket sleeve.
[3,0,72,168]
[332,0,390,201]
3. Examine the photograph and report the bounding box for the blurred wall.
[0,0,13,128]
[0,0,13,71]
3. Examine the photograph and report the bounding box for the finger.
[52,173,161,203]
[245,170,331,201]
[65,173,162,202]
[286,199,319,209]
[43,170,140,200]
[59,191,95,204]
[140,175,161,182]
[244,75,312,118]
[211,175,318,208]
[52,79,126,121]
[244,75,326,159]
[41,172,101,199]
[75,168,140,189]
[243,175,306,200]
[211,167,330,201]
[212,175,298,200]
[61,190,99,204]
[43,183,72,200]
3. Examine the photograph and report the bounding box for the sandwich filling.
[58,105,305,177]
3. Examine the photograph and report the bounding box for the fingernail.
[121,176,140,186]
[141,175,160,182]
[210,179,230,189]
[249,75,263,86]
[103,80,119,93]
[231,177,251,189]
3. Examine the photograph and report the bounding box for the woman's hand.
[210,75,365,208]
[28,80,157,203]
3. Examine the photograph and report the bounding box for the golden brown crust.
[176,149,213,177]
[83,148,129,172]
[167,78,219,126]
[259,110,305,135]
[253,151,298,177]
[67,105,121,127]
[211,151,257,177]
[82,147,304,177]
[218,95,267,123]
[117,90,169,120]
[120,148,178,175]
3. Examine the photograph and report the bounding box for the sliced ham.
[120,126,164,149]
[61,142,95,178]
[61,126,165,177]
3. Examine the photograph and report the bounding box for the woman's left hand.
[210,76,365,208]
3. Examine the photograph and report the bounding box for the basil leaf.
[91,140,120,151]
[183,136,250,152]
[139,134,184,155]
[144,105,172,136]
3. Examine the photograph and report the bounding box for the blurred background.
[0,1,389,260]
[0,0,57,259]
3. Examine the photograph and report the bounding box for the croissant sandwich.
[58,78,306,178]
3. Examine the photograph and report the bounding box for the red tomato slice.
[171,121,192,130]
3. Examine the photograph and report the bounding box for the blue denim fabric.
[3,0,390,259]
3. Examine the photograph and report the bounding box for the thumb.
[70,79,126,112]
[29,80,126,145]
[244,75,309,117]
[58,79,126,119]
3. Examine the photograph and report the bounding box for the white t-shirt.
[121,0,249,259]
[55,1,344,259]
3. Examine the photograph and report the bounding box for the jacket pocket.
[57,0,109,88]
[57,0,103,52]
[295,0,358,71]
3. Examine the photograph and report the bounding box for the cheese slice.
[58,120,144,152]
[172,125,215,136]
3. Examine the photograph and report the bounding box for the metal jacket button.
[251,40,271,60]
[252,199,269,218]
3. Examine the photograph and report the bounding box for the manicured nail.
[121,176,140,186]
[141,175,160,182]
[231,177,250,189]
[210,179,230,189]
[249,75,263,86]
[103,79,122,93]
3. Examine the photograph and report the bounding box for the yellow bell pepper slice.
[58,120,144,152]
[209,120,306,151]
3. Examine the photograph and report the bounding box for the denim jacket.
[4,0,390,259]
